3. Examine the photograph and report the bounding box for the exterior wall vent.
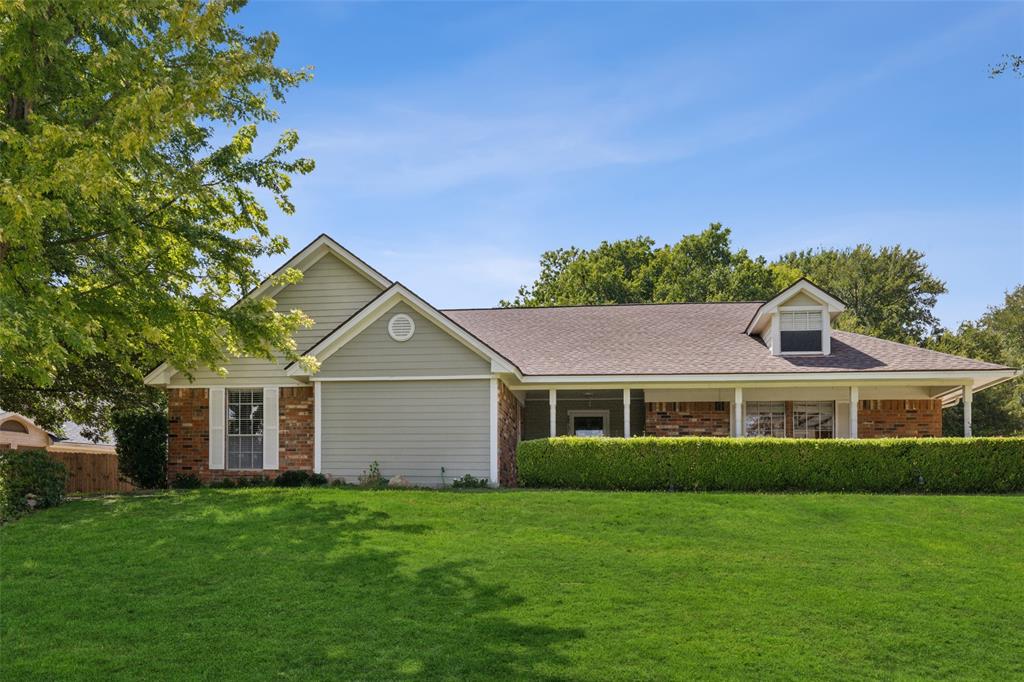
[387,313,415,342]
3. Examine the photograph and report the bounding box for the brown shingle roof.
[443,303,1010,376]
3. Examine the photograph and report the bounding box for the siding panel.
[321,380,490,486]
[318,302,490,377]
[170,254,384,385]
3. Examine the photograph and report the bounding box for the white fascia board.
[745,280,846,335]
[513,369,1018,388]
[143,363,174,387]
[250,235,391,300]
[287,284,520,377]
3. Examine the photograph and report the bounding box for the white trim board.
[512,370,1016,386]
[489,378,499,486]
[311,375,493,382]
[746,278,845,335]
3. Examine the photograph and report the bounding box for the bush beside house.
[113,410,168,489]
[0,449,67,520]
[517,437,1024,493]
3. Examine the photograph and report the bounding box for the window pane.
[780,330,822,352]
[226,389,264,469]
[792,402,834,439]
[745,402,785,437]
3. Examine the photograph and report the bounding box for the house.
[0,412,117,456]
[0,412,131,494]
[144,235,1018,487]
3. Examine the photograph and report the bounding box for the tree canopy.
[506,224,945,344]
[503,224,796,307]
[0,0,314,430]
[776,245,947,344]
[929,286,1024,436]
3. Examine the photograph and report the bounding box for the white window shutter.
[263,387,279,470]
[209,388,225,470]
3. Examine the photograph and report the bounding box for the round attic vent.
[387,313,415,342]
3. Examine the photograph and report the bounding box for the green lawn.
[2,489,1022,680]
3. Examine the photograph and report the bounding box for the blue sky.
[238,1,1023,327]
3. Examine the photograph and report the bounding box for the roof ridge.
[442,300,766,312]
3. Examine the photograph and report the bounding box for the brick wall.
[279,386,315,470]
[645,402,730,437]
[167,386,315,484]
[497,381,521,487]
[858,399,942,438]
[167,388,210,481]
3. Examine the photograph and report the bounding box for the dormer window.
[780,310,822,353]
[744,278,845,358]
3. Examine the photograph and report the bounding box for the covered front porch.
[517,381,978,440]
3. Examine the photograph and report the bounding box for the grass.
[2,489,1022,681]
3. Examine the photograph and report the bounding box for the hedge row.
[516,437,1024,493]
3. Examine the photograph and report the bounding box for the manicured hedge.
[516,437,1024,493]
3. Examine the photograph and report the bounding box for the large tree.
[929,286,1024,436]
[776,245,947,344]
[505,226,944,348]
[503,224,793,307]
[0,1,315,431]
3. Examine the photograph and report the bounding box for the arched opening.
[0,419,29,434]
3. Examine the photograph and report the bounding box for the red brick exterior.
[167,388,210,481]
[279,387,315,470]
[167,386,315,484]
[645,402,730,437]
[858,399,942,438]
[497,381,522,487]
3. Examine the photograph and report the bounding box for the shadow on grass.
[5,491,583,680]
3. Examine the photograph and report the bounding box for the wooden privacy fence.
[49,451,135,494]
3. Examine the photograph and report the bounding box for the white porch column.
[733,387,744,437]
[623,388,631,438]
[963,383,973,437]
[549,388,557,438]
[849,386,859,439]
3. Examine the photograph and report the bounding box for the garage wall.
[320,379,490,487]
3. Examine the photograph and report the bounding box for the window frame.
[791,401,835,439]
[566,409,611,437]
[778,306,825,355]
[225,388,265,470]
[744,401,786,438]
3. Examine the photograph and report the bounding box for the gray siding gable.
[168,252,385,385]
[318,302,491,377]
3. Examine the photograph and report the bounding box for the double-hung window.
[745,401,786,437]
[780,310,823,353]
[226,389,263,469]
[792,401,834,439]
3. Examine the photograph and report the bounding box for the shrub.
[171,473,202,489]
[309,472,328,487]
[516,437,1024,493]
[274,470,310,487]
[112,409,168,489]
[451,474,489,489]
[0,449,67,520]
[210,478,237,489]
[235,476,272,488]
[359,461,385,488]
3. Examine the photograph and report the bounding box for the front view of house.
[145,235,1018,486]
